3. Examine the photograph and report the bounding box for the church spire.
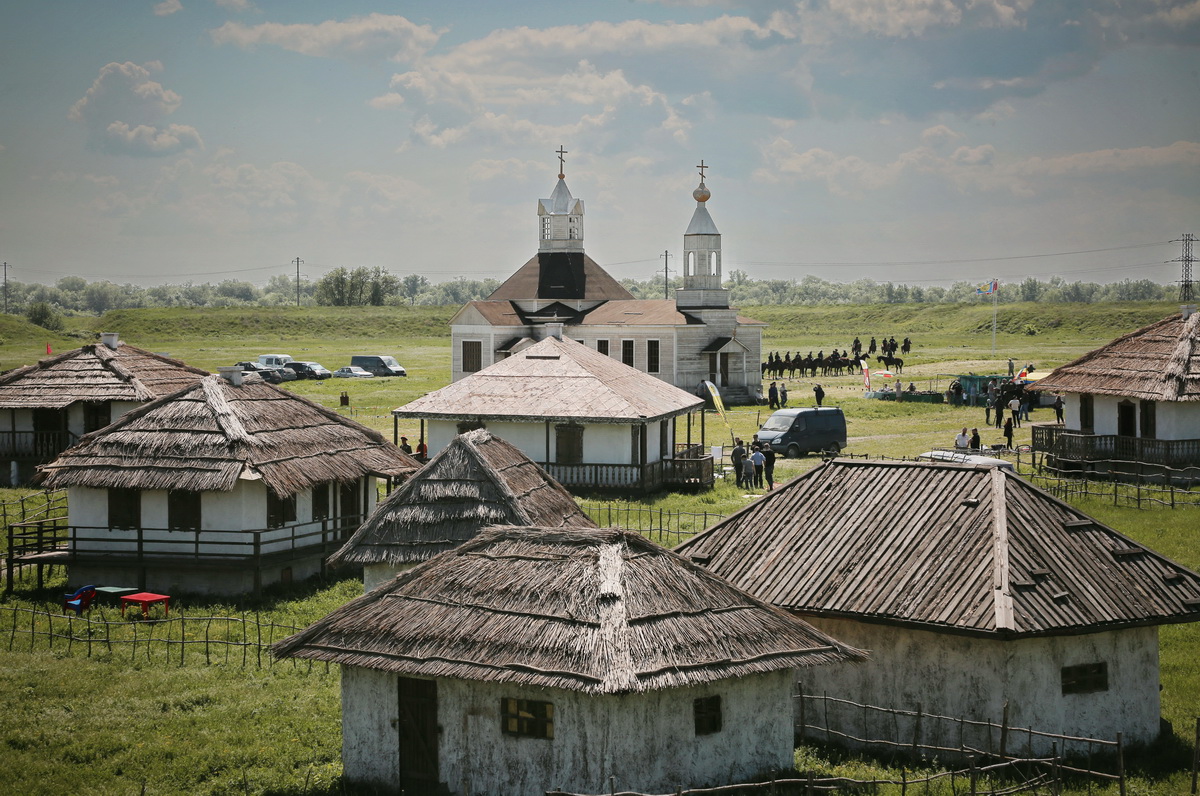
[538,144,585,253]
[676,161,730,309]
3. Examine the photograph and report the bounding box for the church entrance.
[708,353,729,387]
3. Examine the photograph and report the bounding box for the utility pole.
[660,250,673,299]
[1,262,8,314]
[1171,234,1195,303]
[293,257,304,307]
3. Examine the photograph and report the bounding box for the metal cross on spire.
[696,159,708,180]
[556,145,568,179]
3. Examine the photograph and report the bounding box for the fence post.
[1191,717,1199,795]
[912,702,922,755]
[999,700,1009,759]
[968,755,977,796]
[1116,732,1125,796]
[1052,742,1059,796]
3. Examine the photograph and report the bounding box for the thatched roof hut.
[277,525,864,692]
[1035,310,1200,402]
[276,526,863,794]
[0,335,208,409]
[37,372,419,497]
[328,429,595,578]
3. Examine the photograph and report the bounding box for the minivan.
[755,407,847,458]
[350,354,407,377]
[257,354,294,369]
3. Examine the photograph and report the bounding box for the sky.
[1,0,1198,291]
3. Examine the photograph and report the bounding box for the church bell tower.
[675,160,730,309]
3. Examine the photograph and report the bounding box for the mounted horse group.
[762,334,913,380]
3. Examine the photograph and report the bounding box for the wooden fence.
[546,756,1086,795]
[580,503,725,544]
[794,685,1123,782]
[1017,452,1200,509]
[1,604,329,673]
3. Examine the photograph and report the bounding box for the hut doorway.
[1117,400,1136,437]
[397,677,439,793]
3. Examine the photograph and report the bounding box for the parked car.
[350,354,406,377]
[285,361,332,380]
[235,361,286,384]
[334,366,375,378]
[257,354,294,369]
[755,406,848,458]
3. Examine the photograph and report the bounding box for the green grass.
[2,300,1198,794]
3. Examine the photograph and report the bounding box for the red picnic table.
[120,591,171,618]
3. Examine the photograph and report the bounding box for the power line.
[734,241,1170,269]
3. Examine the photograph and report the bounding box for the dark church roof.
[487,252,634,302]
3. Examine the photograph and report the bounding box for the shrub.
[25,301,63,331]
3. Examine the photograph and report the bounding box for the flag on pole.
[702,380,727,422]
[1016,366,1029,380]
[975,279,999,295]
[46,344,52,355]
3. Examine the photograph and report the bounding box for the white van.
[257,354,294,369]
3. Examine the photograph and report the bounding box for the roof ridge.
[1163,311,1200,401]
[202,375,252,444]
[598,537,637,692]
[991,468,1014,631]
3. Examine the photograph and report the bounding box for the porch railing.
[1031,426,1200,469]
[545,455,714,492]
[0,430,78,461]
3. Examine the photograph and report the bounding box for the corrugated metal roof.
[675,459,1200,637]
[395,336,703,423]
[1035,311,1200,402]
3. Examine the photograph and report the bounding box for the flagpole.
[991,283,998,356]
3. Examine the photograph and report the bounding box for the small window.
[541,217,551,239]
[108,488,140,530]
[167,490,200,531]
[596,339,609,356]
[621,339,635,367]
[647,340,660,374]
[462,340,482,373]
[694,695,722,735]
[1061,662,1108,695]
[631,425,641,465]
[267,491,297,529]
[312,484,330,521]
[82,403,111,434]
[1079,394,1094,433]
[501,698,554,739]
[1140,400,1156,439]
[556,424,584,465]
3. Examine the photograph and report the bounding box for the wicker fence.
[1,604,329,673]
[580,503,725,544]
[1017,452,1200,509]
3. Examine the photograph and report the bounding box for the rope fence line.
[2,604,330,674]
[580,503,724,544]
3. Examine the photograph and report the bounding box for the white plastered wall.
[340,667,794,795]
[797,617,1162,754]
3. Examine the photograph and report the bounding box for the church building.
[449,154,765,403]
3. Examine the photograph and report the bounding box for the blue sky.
[1,0,1197,290]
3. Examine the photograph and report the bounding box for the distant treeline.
[12,268,1176,331]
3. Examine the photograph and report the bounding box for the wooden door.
[1117,401,1136,438]
[397,677,439,793]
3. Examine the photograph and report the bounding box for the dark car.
[285,361,332,380]
[234,361,292,384]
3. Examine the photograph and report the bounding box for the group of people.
[766,381,790,409]
[761,334,914,380]
[730,436,776,492]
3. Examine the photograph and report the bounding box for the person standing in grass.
[814,383,825,406]
[1003,417,1014,449]
[1053,395,1064,424]
[779,384,788,407]
[750,445,766,489]
[1008,394,1022,428]
[730,439,746,488]
[969,428,981,451]
[762,442,776,490]
[742,455,756,492]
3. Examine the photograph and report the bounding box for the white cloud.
[756,131,1200,199]
[214,0,255,10]
[154,0,183,17]
[367,92,405,110]
[104,122,204,156]
[69,62,203,157]
[210,13,442,62]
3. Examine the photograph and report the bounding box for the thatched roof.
[1034,310,1200,401]
[36,374,419,496]
[394,336,703,424]
[274,526,865,694]
[329,429,596,568]
[0,339,208,409]
[676,459,1200,638]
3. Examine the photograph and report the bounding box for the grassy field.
[1,299,1196,794]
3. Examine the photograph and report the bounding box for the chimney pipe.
[217,366,244,387]
[100,332,119,350]
[1182,304,1197,320]
[545,322,564,341]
